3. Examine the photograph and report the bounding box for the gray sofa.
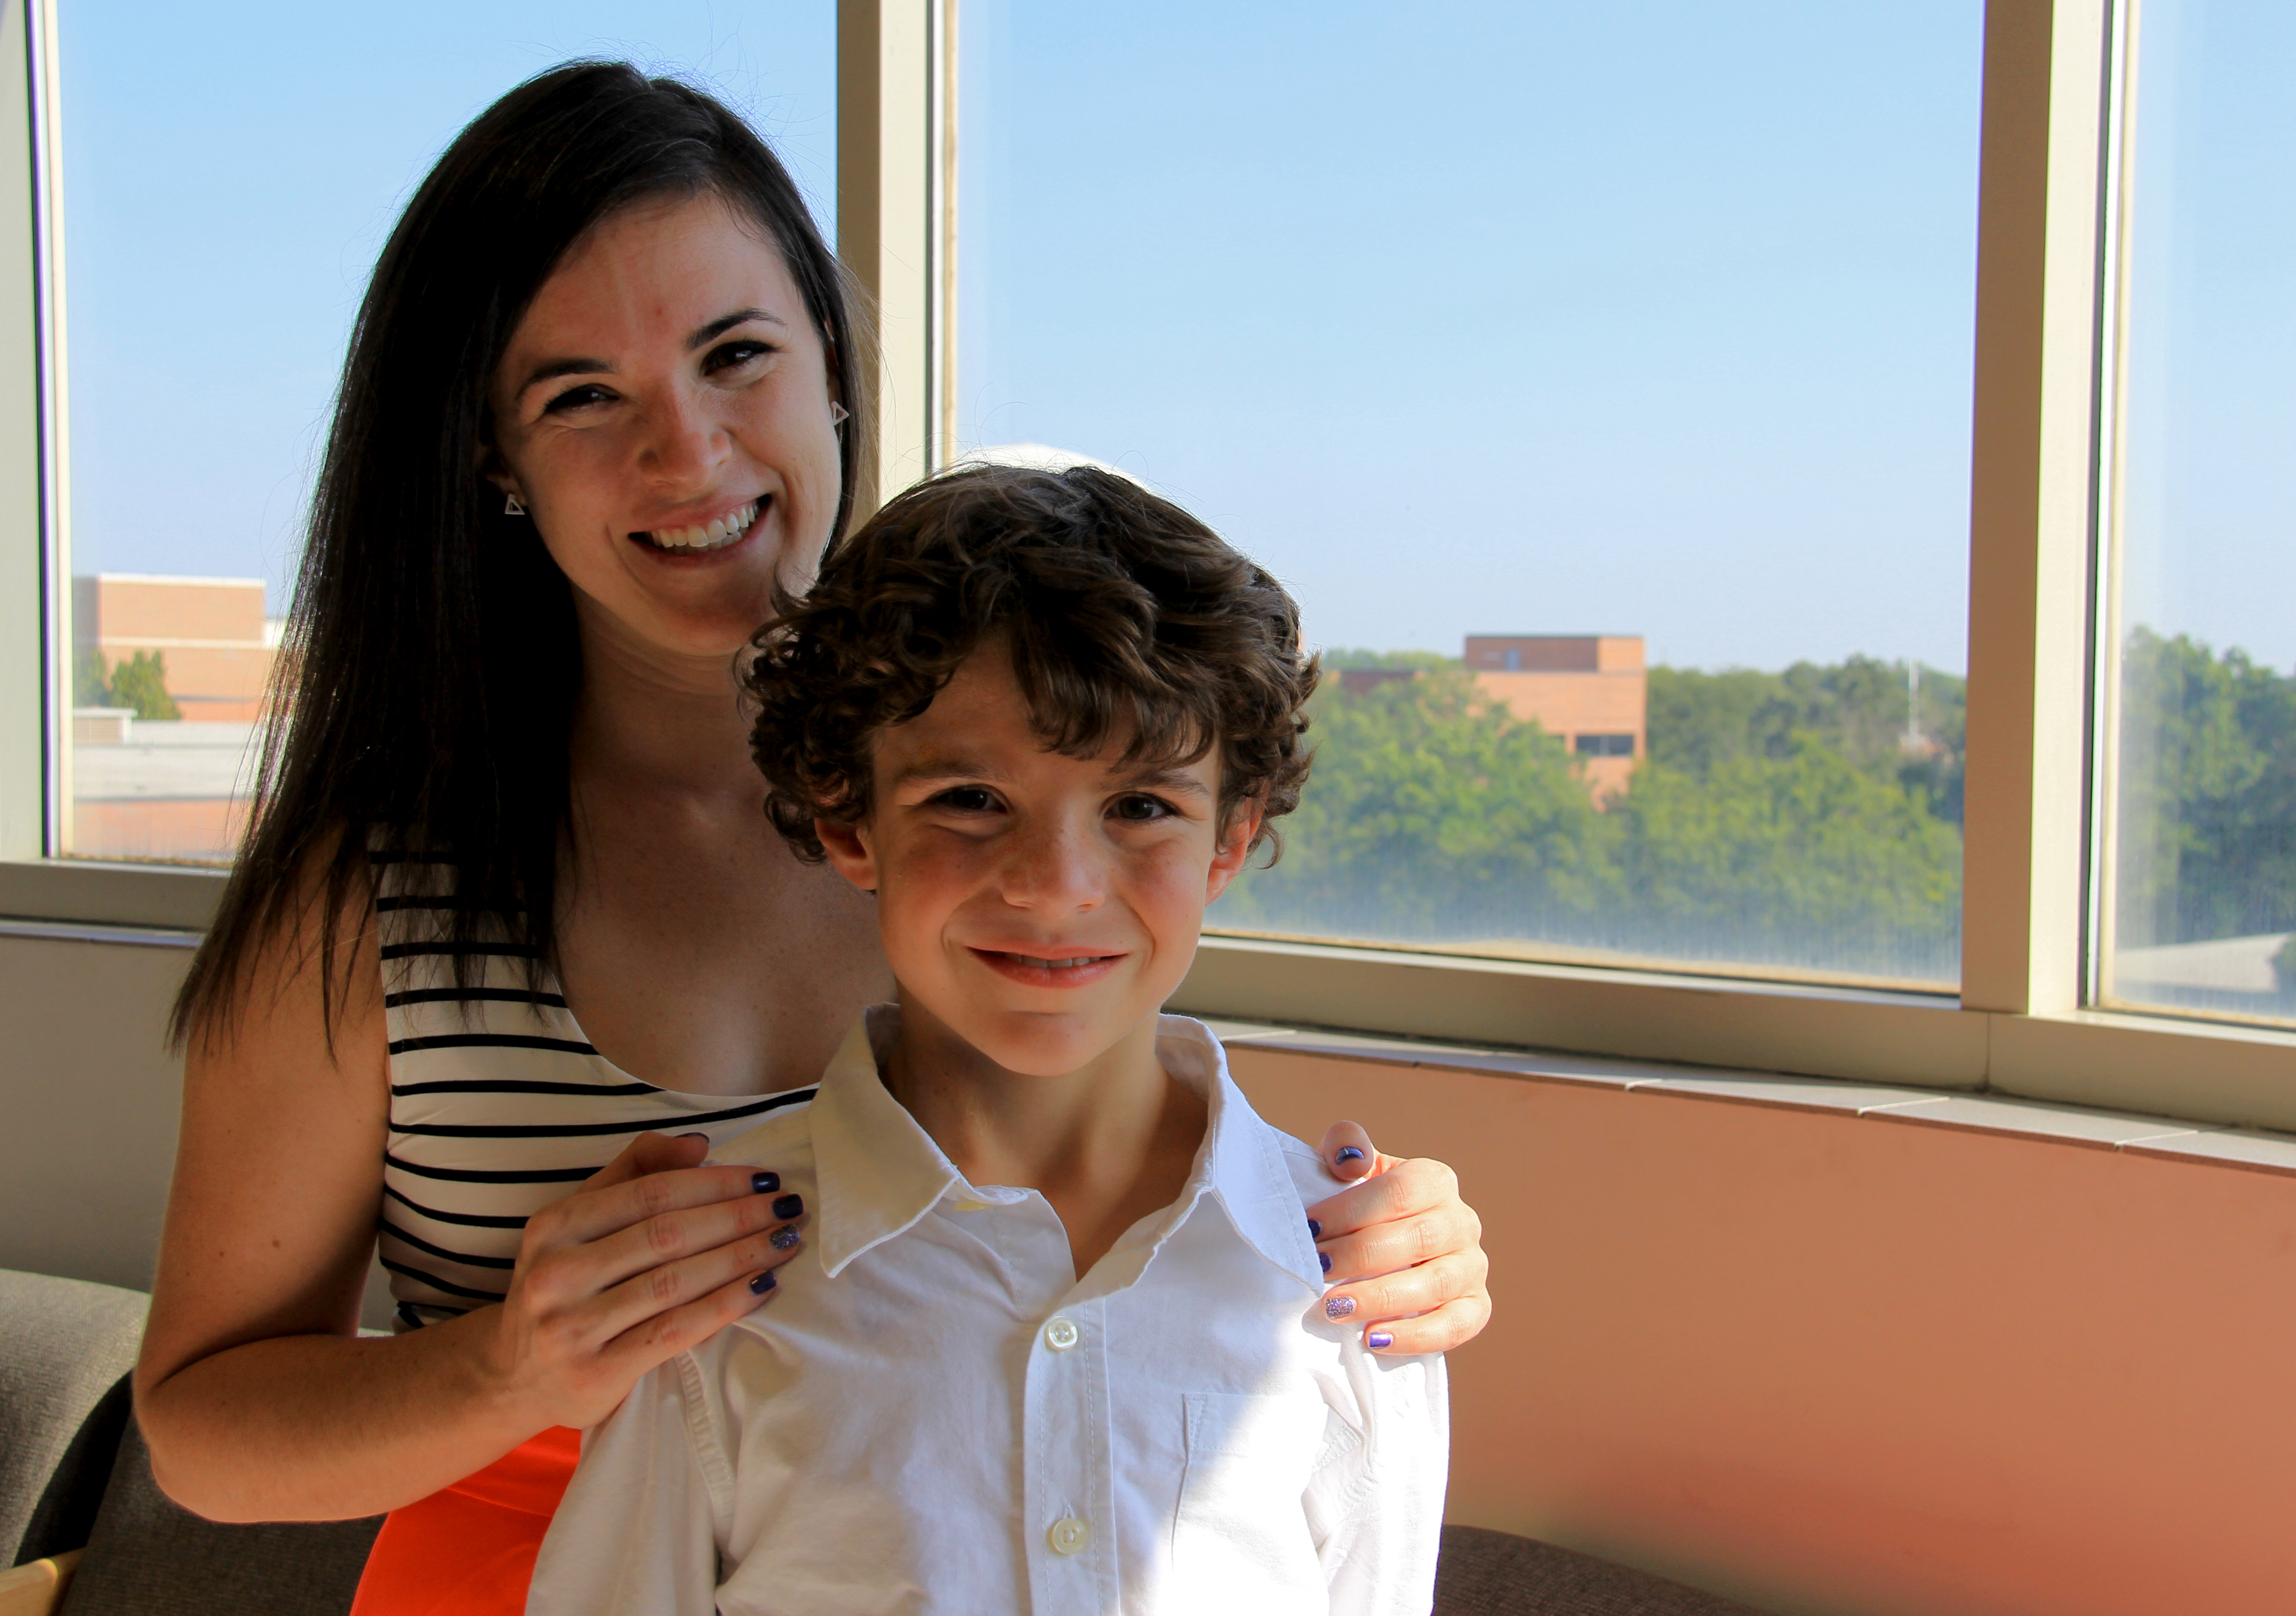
[2,1269,1766,1615]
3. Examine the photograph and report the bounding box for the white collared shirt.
[528,1010,1447,1616]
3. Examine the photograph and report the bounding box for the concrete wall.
[6,930,2294,1612]
[1231,1043,2296,1616]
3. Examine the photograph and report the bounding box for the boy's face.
[815,645,1260,1077]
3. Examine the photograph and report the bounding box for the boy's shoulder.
[1267,1126,1349,1210]
[1157,1014,1349,1213]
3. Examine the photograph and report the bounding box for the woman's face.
[489,191,842,667]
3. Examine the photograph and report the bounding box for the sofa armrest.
[0,1548,82,1616]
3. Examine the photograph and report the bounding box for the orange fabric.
[349,1427,581,1616]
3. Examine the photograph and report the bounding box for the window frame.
[10,0,2295,1132]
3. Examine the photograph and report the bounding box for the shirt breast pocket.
[1165,1392,1333,1614]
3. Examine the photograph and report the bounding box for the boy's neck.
[880,1000,1209,1280]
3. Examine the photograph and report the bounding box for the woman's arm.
[1305,1123,1492,1354]
[134,887,807,1523]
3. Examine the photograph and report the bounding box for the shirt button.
[1047,1516,1091,1555]
[1044,1316,1081,1351]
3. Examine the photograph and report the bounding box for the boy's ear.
[1204,799,1265,903]
[815,816,880,894]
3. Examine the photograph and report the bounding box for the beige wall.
[0,933,191,1292]
[0,931,394,1326]
[1231,1044,2296,1616]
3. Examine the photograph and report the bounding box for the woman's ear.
[1204,799,1265,903]
[476,445,527,510]
[816,816,880,895]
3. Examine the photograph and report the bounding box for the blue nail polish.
[751,1171,781,1194]
[773,1193,804,1220]
[749,1270,777,1295]
[1319,1250,1332,1273]
[1335,1146,1367,1165]
[1367,1330,1394,1350]
[1325,1296,1357,1319]
[770,1225,801,1251]
[1306,1217,1322,1238]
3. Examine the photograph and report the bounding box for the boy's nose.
[999,820,1105,912]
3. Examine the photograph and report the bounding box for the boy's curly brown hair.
[745,462,1319,864]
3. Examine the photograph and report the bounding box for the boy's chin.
[954,1007,1154,1079]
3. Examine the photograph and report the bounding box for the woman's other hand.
[1307,1120,1492,1355]
[482,1132,806,1433]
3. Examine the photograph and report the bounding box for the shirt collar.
[808,1007,1324,1294]
[1146,1016,1327,1293]
[807,1005,964,1278]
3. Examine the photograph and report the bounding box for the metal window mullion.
[26,0,66,859]
[2082,0,2142,1009]
[0,0,59,865]
[838,0,949,518]
[1960,0,2115,1021]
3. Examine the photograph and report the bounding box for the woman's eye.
[933,786,1000,814]
[703,339,775,375]
[1110,794,1176,823]
[542,384,613,414]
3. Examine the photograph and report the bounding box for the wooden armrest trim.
[0,1548,83,1616]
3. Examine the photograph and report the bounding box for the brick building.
[68,574,276,863]
[1465,634,1646,801]
[73,573,275,722]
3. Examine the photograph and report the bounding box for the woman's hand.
[480,1132,808,1433]
[1306,1121,1492,1355]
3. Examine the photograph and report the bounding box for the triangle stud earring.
[829,402,849,428]
[504,492,527,516]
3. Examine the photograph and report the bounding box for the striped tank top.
[373,851,818,1331]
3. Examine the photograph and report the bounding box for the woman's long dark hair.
[172,61,867,1047]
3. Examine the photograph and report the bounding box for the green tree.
[1226,651,1966,978]
[104,650,182,721]
[1647,657,1966,822]
[1610,739,1961,972]
[73,647,112,708]
[2115,629,2296,946]
[1219,664,1618,938]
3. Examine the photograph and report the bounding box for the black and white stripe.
[374,852,816,1329]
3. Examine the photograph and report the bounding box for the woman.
[134,61,1492,1612]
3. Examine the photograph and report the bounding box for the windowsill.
[0,857,225,931]
[1172,934,2296,1135]
[1208,1019,2296,1179]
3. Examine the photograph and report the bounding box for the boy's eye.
[1109,793,1176,823]
[932,786,1001,814]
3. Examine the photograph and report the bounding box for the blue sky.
[58,0,2291,675]
[957,0,1988,673]
[2115,0,2296,675]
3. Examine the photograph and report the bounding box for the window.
[13,0,2296,1129]
[955,0,1983,990]
[50,0,834,865]
[2096,0,2296,1026]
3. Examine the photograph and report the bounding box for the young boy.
[529,465,1448,1614]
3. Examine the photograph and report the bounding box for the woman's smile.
[637,495,764,554]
